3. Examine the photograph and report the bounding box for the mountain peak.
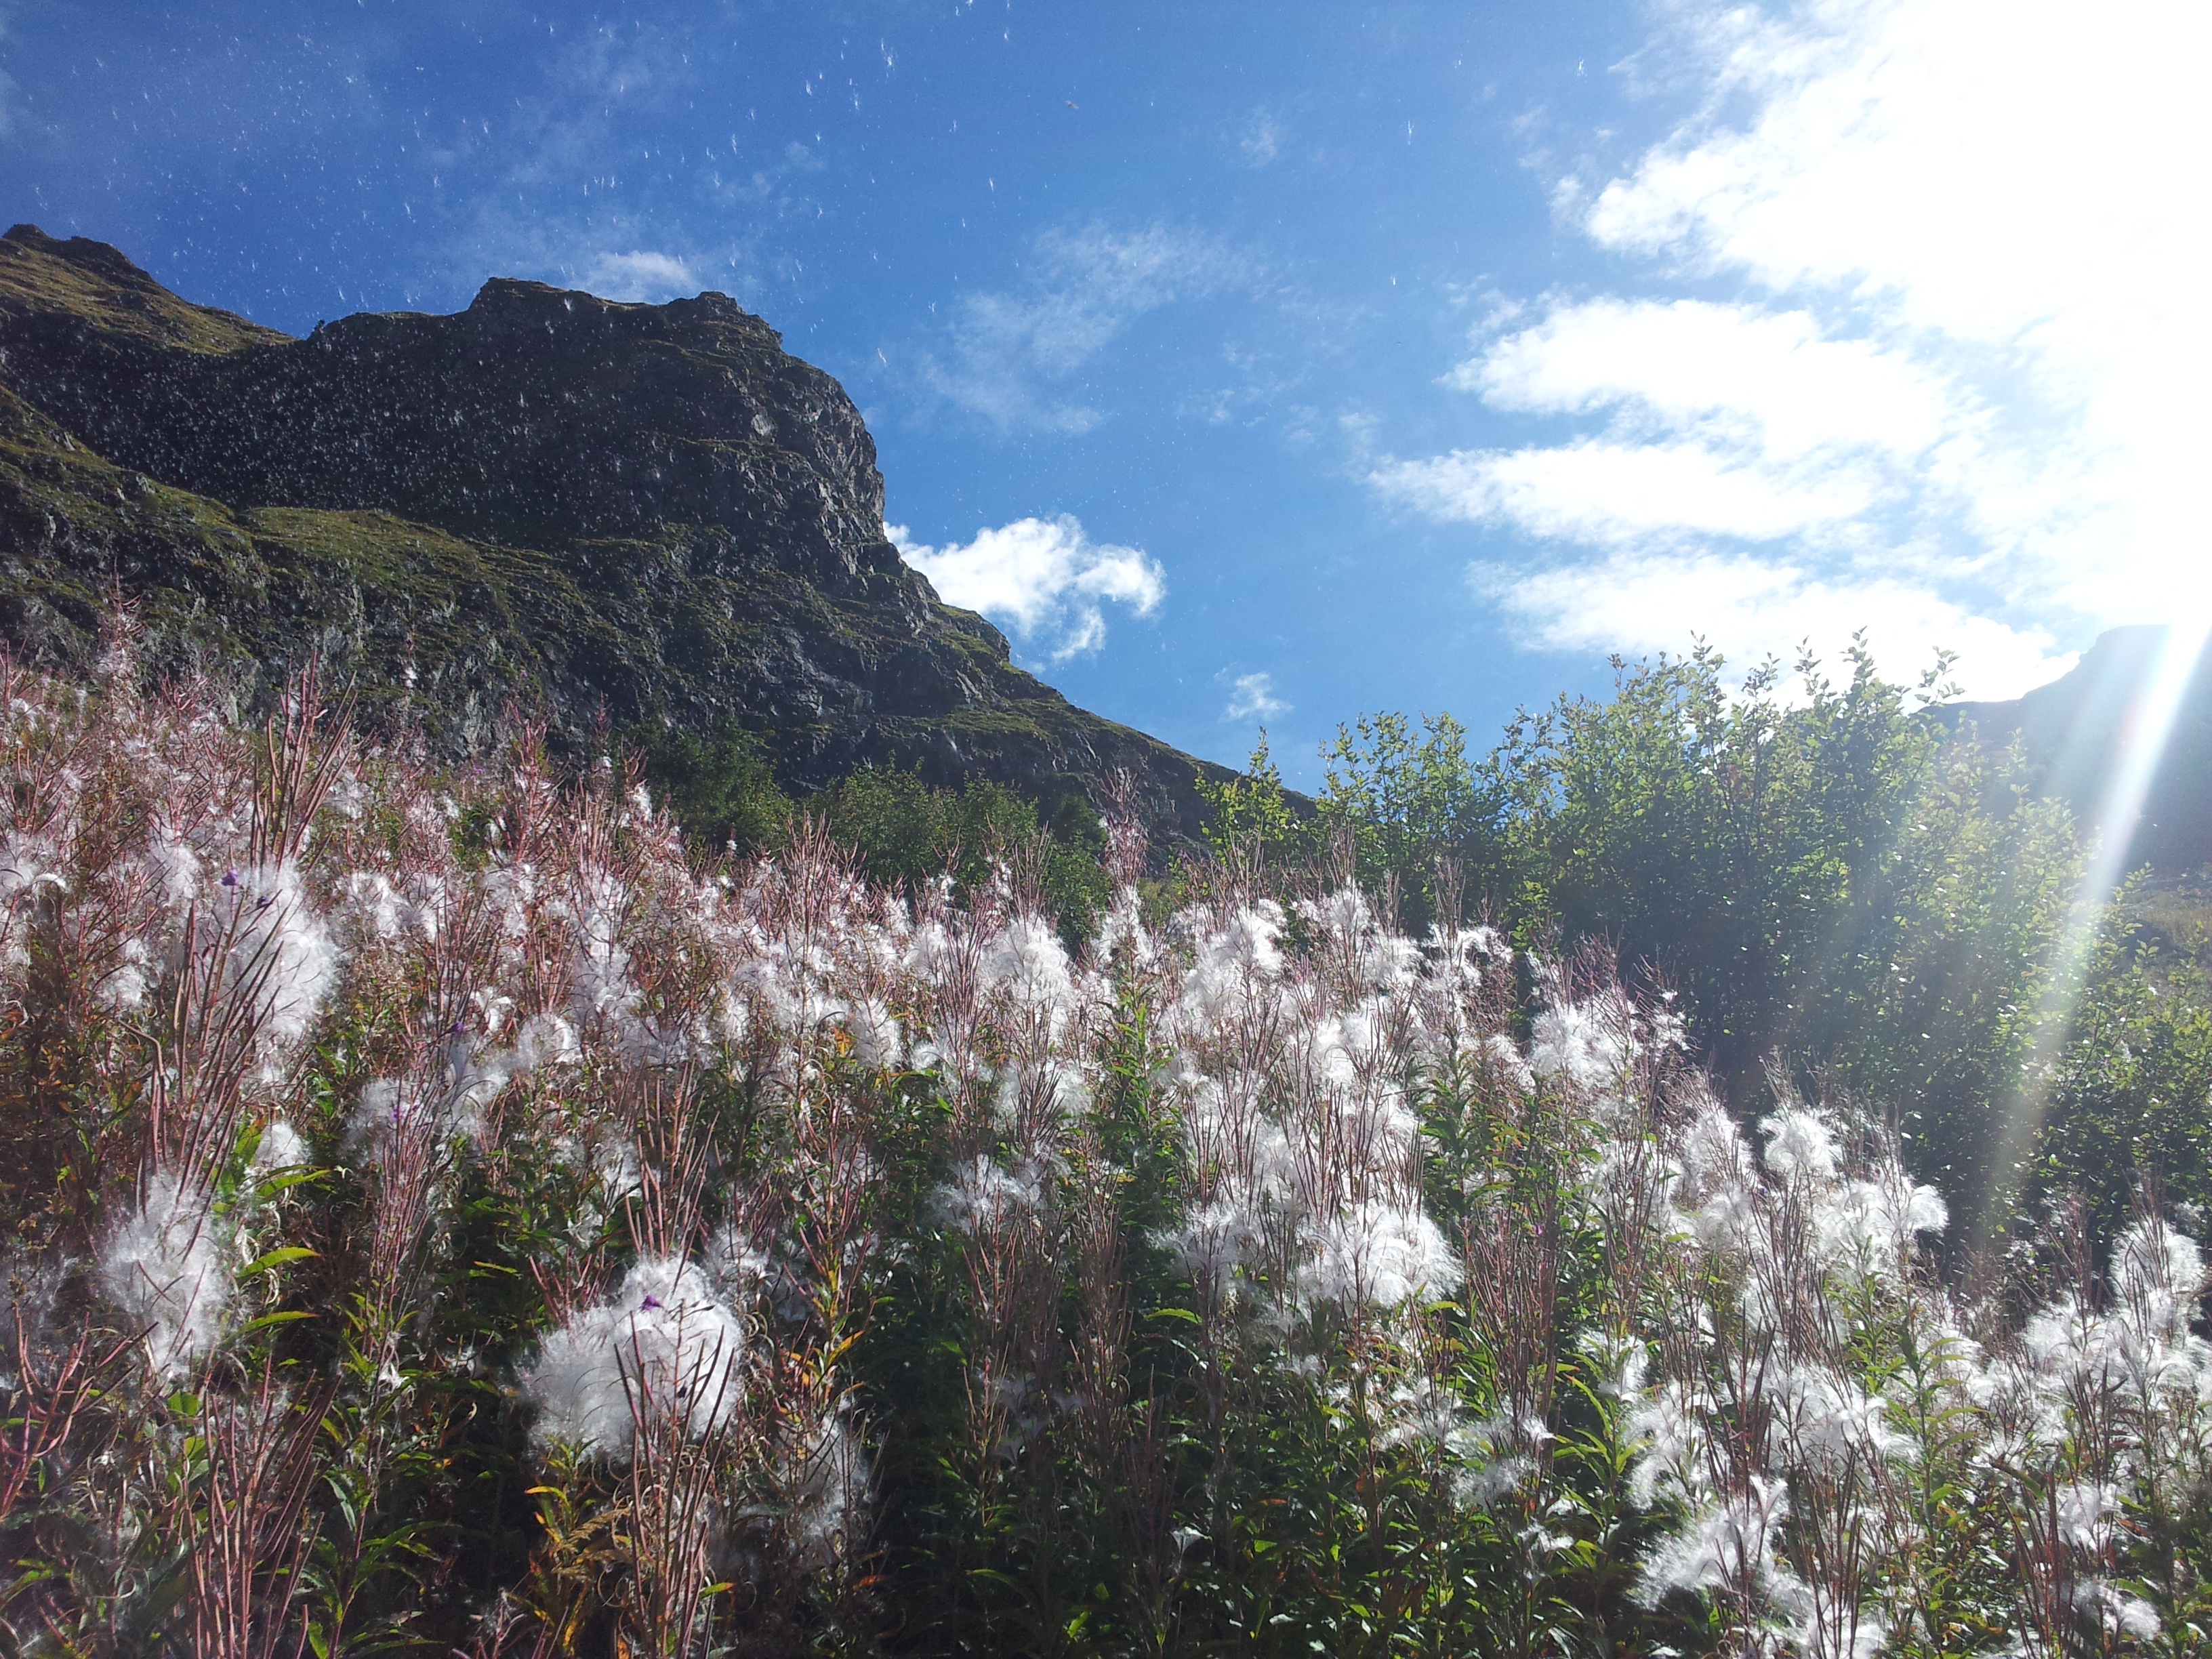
[3,223,159,286]
[0,234,1230,839]
[0,224,285,354]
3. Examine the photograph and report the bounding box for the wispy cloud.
[1471,550,2060,696]
[888,514,1165,662]
[924,222,1244,432]
[1237,110,1284,166]
[1375,0,2209,697]
[1223,671,1290,720]
[579,249,699,301]
[425,20,804,311]
[1376,439,1877,546]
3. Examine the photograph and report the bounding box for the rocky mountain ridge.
[0,224,1233,837]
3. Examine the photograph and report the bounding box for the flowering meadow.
[3,641,2211,1658]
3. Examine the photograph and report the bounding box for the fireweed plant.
[0,638,2208,1657]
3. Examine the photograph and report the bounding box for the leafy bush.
[4,642,2210,1658]
[629,720,794,856]
[806,765,1109,941]
[1206,644,2086,1226]
[2031,926,2212,1249]
[632,725,1109,941]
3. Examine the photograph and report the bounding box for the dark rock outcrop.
[1942,625,2212,876]
[0,224,1233,838]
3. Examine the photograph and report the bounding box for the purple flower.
[639,1293,663,1311]
[220,868,239,888]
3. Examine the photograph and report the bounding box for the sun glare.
[1981,616,2212,1237]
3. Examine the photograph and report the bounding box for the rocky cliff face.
[0,224,1231,836]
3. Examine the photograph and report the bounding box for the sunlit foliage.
[1204,642,2087,1226]
[3,636,2207,1658]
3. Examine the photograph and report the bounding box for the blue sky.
[4,1,2204,785]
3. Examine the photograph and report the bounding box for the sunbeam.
[1979,617,2212,1243]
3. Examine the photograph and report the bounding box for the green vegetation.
[7,650,2212,1658]
[2030,900,2212,1248]
[1203,640,2203,1241]
[806,765,1111,935]
[629,720,796,855]
[633,722,1111,937]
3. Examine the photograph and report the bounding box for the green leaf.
[241,1246,320,1276]
[256,1168,330,1197]
[240,1309,316,1333]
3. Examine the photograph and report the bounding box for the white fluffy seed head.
[933,1155,1043,1236]
[521,1256,746,1459]
[1307,1201,1461,1309]
[251,1118,310,1174]
[1759,1105,1839,1185]
[226,863,341,1076]
[98,1171,232,1380]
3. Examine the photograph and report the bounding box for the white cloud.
[1578,0,2212,628]
[889,515,1165,661]
[927,222,1242,431]
[1376,440,1875,544]
[580,249,699,302]
[1382,0,2212,695]
[1223,672,1290,720]
[1475,550,2067,699]
[1460,298,1950,461]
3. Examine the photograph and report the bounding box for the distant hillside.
[0,224,1233,838]
[1942,624,2212,877]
